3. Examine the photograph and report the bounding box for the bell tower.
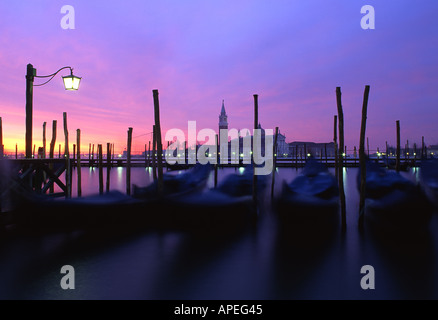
[219,100,228,131]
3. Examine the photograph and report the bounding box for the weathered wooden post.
[325,143,328,165]
[153,89,164,196]
[344,146,347,167]
[25,64,35,159]
[88,143,91,166]
[98,144,103,194]
[76,129,81,197]
[148,141,151,167]
[42,122,46,158]
[334,115,338,175]
[33,144,36,158]
[271,127,279,199]
[253,94,258,204]
[336,86,346,231]
[358,85,370,229]
[126,127,133,195]
[396,120,401,172]
[63,112,71,197]
[354,146,357,165]
[15,144,18,159]
[106,142,111,192]
[49,120,57,193]
[367,137,370,156]
[422,136,425,159]
[152,125,157,181]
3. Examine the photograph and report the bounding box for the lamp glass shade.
[62,75,81,90]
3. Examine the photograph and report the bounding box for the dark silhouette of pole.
[333,115,338,176]
[271,127,279,199]
[49,120,57,193]
[153,90,164,196]
[396,120,401,172]
[98,144,103,194]
[126,127,133,195]
[63,112,71,197]
[336,87,346,231]
[253,94,258,204]
[359,85,370,229]
[42,122,46,158]
[106,142,111,192]
[152,125,157,181]
[77,129,81,197]
[25,64,35,159]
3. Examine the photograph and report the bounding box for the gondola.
[275,158,339,229]
[11,164,212,231]
[167,165,267,232]
[419,158,438,207]
[359,160,431,234]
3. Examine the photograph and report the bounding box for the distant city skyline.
[0,1,437,155]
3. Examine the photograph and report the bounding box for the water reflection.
[1,166,438,299]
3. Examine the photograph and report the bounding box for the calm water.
[1,166,438,300]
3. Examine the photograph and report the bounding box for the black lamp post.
[25,63,81,158]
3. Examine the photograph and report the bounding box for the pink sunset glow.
[0,1,437,156]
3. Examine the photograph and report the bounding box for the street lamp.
[25,63,81,158]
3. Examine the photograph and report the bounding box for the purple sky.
[0,0,437,155]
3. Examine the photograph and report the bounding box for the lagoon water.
[1,166,438,300]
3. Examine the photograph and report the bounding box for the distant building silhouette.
[219,100,228,132]
[288,142,336,158]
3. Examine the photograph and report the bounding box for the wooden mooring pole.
[106,142,111,192]
[153,89,164,196]
[98,144,103,194]
[336,86,346,231]
[127,127,133,195]
[152,125,157,181]
[334,115,338,177]
[42,122,46,158]
[367,137,370,156]
[271,127,279,199]
[358,85,370,229]
[253,94,258,205]
[396,120,401,172]
[63,112,71,197]
[49,120,57,193]
[422,136,425,159]
[148,141,151,167]
[214,134,218,188]
[77,129,81,197]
